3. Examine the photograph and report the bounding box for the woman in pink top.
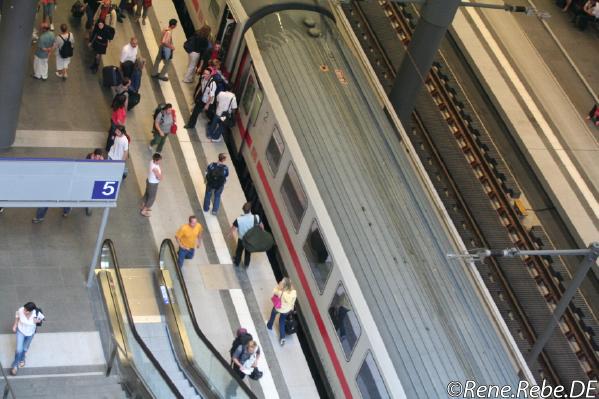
[106,95,127,151]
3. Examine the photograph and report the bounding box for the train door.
[216,5,237,73]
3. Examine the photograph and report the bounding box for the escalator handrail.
[0,358,16,398]
[103,239,185,399]
[160,239,257,398]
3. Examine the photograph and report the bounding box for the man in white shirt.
[108,126,129,166]
[120,37,138,68]
[229,202,262,268]
[185,68,216,129]
[207,88,238,142]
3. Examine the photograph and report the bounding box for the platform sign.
[0,158,125,207]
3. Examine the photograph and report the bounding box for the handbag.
[170,109,178,134]
[242,215,274,253]
[220,97,235,128]
[271,294,281,309]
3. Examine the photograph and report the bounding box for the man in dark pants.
[203,153,228,215]
[229,202,262,267]
[185,68,215,129]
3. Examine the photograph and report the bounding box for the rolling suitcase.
[102,66,122,87]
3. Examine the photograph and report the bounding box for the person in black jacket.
[89,21,114,73]
[183,25,211,83]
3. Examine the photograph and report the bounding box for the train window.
[241,75,256,114]
[209,0,220,18]
[356,352,390,399]
[266,126,284,175]
[248,89,264,127]
[328,283,361,360]
[280,164,307,232]
[303,222,333,293]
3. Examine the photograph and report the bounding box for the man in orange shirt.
[175,215,203,268]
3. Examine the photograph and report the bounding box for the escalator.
[96,239,256,399]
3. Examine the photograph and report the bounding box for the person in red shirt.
[106,95,127,151]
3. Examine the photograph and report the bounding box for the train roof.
[251,11,521,397]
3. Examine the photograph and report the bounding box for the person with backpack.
[140,153,163,217]
[229,202,262,268]
[93,0,117,26]
[151,18,177,81]
[185,68,216,129]
[148,103,175,153]
[231,340,263,381]
[207,85,237,142]
[182,25,211,84]
[10,302,44,375]
[54,24,74,79]
[267,277,297,346]
[203,153,229,215]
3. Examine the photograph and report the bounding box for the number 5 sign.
[92,181,119,200]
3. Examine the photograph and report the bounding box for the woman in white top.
[266,278,297,346]
[11,302,44,375]
[54,24,74,79]
[141,153,163,217]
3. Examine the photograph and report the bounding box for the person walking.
[231,340,263,380]
[10,302,44,375]
[140,153,162,217]
[185,68,216,129]
[175,216,203,268]
[40,0,56,31]
[33,22,55,81]
[133,0,151,25]
[54,24,74,79]
[32,207,71,223]
[182,25,211,84]
[93,0,117,26]
[148,103,175,154]
[151,18,177,81]
[203,153,228,215]
[89,20,114,73]
[207,86,237,142]
[267,277,297,346]
[230,202,262,268]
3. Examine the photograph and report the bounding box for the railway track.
[341,0,599,386]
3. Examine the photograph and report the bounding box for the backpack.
[183,36,195,54]
[206,163,227,188]
[59,34,74,58]
[229,329,253,359]
[153,103,167,122]
[213,74,227,98]
[34,308,44,327]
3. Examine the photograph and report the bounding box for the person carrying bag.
[267,278,297,346]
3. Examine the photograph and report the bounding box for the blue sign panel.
[92,181,119,200]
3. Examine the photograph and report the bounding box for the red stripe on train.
[256,161,353,398]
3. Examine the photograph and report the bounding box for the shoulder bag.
[242,215,274,253]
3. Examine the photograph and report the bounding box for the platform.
[451,1,599,252]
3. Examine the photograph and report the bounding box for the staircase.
[136,322,201,399]
[8,373,127,398]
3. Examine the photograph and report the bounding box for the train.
[179,0,533,397]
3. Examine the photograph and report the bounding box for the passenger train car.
[182,0,533,397]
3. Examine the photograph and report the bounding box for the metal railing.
[158,239,257,399]
[1,358,16,399]
[97,239,184,399]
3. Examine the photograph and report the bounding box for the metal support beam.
[526,242,599,367]
[0,0,37,149]
[389,0,461,129]
[87,207,111,287]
